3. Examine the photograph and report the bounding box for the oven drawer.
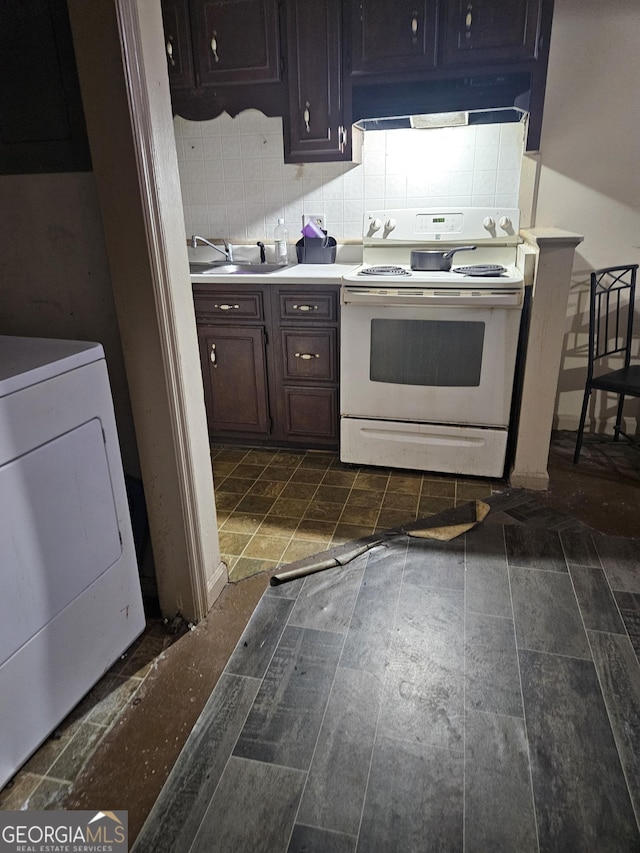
[341,418,508,478]
[278,291,338,322]
[281,330,337,381]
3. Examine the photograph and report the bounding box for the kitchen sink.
[189,262,286,275]
[188,261,229,274]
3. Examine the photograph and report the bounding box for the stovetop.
[343,262,523,288]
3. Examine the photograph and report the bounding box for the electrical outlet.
[302,214,325,231]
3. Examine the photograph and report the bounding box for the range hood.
[352,71,531,132]
[354,106,528,133]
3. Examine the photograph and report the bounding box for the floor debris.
[270,500,490,585]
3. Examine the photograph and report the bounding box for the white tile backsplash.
[175,110,525,243]
[204,159,224,181]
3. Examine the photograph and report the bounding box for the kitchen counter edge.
[190,263,358,284]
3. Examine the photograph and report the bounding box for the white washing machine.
[0,335,145,789]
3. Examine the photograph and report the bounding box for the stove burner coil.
[452,264,506,277]
[360,265,412,277]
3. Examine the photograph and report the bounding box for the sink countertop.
[190,262,359,284]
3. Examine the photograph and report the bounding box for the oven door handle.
[340,287,522,307]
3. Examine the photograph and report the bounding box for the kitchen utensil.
[410,245,476,272]
[301,220,325,239]
[295,232,337,264]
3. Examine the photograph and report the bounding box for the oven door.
[340,298,522,428]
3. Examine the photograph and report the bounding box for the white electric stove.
[340,207,525,478]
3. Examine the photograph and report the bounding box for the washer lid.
[0,336,104,397]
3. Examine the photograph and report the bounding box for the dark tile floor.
[0,448,501,813]
[131,493,640,852]
[2,431,639,849]
[211,444,499,582]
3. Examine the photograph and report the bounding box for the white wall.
[0,172,139,475]
[534,0,640,429]
[176,112,525,243]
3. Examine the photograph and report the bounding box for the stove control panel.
[363,207,520,244]
[416,213,463,234]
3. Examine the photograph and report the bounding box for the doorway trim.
[68,0,226,621]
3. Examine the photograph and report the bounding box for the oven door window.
[370,318,485,387]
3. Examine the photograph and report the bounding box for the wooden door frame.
[68,0,226,621]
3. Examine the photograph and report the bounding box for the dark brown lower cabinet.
[280,329,337,382]
[194,282,339,448]
[197,324,271,436]
[282,387,338,441]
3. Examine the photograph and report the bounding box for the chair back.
[588,265,639,378]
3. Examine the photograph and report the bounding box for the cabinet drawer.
[278,291,337,322]
[281,330,337,381]
[194,290,264,320]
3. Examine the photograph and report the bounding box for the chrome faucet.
[190,234,233,262]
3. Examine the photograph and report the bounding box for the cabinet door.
[285,0,349,161]
[161,0,195,90]
[441,0,542,67]
[283,388,338,443]
[0,0,91,174]
[191,0,281,86]
[198,326,271,436]
[350,0,438,76]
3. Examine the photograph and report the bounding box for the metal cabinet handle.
[211,31,219,62]
[338,125,348,153]
[411,13,418,37]
[465,3,473,39]
[292,304,318,312]
[210,343,217,365]
[294,352,320,360]
[166,36,175,66]
[214,303,239,310]
[303,101,311,133]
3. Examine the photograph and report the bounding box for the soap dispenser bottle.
[274,218,288,266]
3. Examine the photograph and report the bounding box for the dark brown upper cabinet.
[161,0,195,91]
[350,0,544,77]
[190,0,281,86]
[350,0,439,76]
[285,0,352,162]
[441,0,542,67]
[163,0,553,156]
[162,0,281,90]
[161,0,285,123]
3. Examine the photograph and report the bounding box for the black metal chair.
[574,264,640,463]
